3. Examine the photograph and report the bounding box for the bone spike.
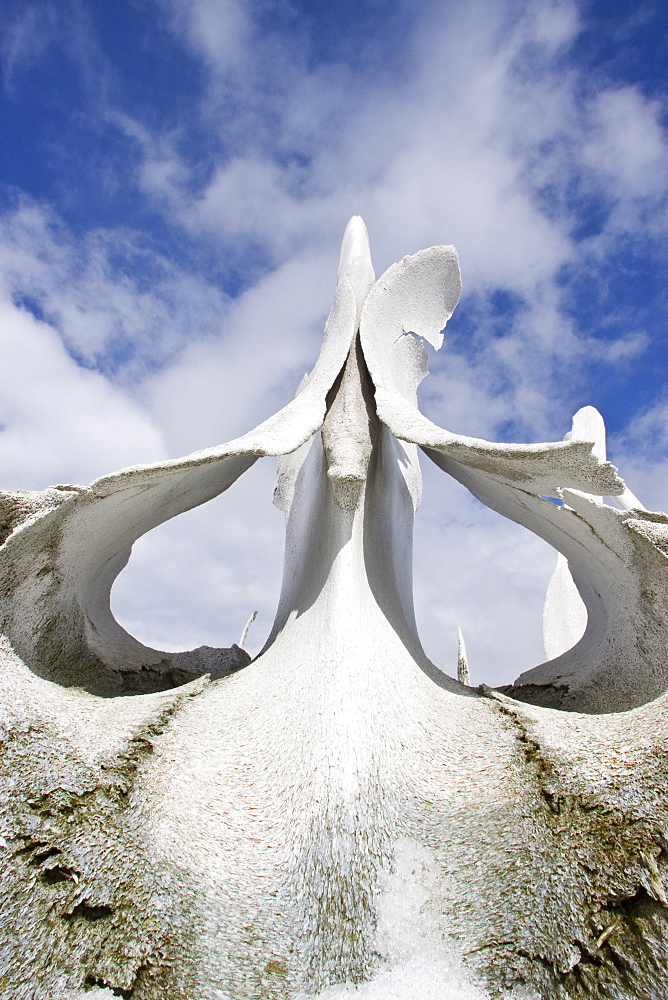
[457,628,470,686]
[239,610,258,649]
[567,405,645,510]
[337,216,371,281]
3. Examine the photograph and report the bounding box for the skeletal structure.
[1,218,668,999]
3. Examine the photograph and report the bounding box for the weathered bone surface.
[541,405,644,663]
[2,218,668,999]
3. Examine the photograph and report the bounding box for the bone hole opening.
[110,458,284,660]
[411,458,585,689]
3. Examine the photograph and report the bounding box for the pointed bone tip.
[568,405,606,462]
[457,628,470,686]
[571,405,605,438]
[573,404,603,422]
[457,627,468,661]
[338,216,371,278]
[344,214,367,235]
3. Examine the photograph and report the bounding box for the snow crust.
[306,840,537,1000]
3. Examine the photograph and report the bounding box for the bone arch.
[3,219,668,1000]
[1,217,666,711]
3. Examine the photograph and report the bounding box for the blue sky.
[1,0,666,685]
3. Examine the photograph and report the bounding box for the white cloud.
[110,458,285,658]
[0,2,59,92]
[0,295,165,489]
[1,0,111,102]
[413,460,557,687]
[583,87,668,203]
[143,247,336,454]
[0,198,230,380]
[162,0,252,76]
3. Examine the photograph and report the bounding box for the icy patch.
[303,838,537,1000]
